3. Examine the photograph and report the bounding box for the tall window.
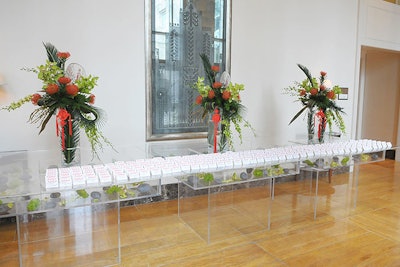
[146,0,231,140]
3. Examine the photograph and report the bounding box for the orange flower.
[46,84,59,95]
[195,95,203,105]
[89,94,96,104]
[320,71,327,77]
[211,65,220,72]
[299,89,306,96]
[58,76,71,85]
[57,52,70,59]
[213,82,222,89]
[31,93,41,105]
[310,88,318,95]
[326,91,336,99]
[65,84,79,96]
[222,90,231,100]
[208,90,215,99]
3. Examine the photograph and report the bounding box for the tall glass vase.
[307,107,327,144]
[60,117,80,167]
[207,109,228,153]
[307,107,315,144]
[316,110,327,144]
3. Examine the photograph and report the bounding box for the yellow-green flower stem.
[37,60,64,86]
[75,75,98,94]
[2,95,32,111]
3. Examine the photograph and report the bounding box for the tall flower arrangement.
[285,64,345,143]
[193,54,253,151]
[2,42,112,164]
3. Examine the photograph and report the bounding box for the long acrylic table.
[302,149,388,219]
[175,140,392,243]
[0,139,393,263]
[0,147,162,267]
[177,161,299,243]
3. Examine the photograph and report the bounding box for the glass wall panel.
[146,0,231,140]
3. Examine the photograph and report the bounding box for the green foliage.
[1,95,32,111]
[361,154,371,162]
[37,60,63,86]
[105,185,131,199]
[198,173,214,183]
[330,161,339,168]
[27,198,40,212]
[75,75,98,94]
[76,189,89,198]
[231,172,241,181]
[253,168,264,178]
[341,156,350,166]
[106,185,123,195]
[0,200,13,209]
[267,165,284,176]
[304,159,314,167]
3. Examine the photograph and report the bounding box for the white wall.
[231,0,358,147]
[355,0,400,141]
[0,0,146,153]
[0,0,360,156]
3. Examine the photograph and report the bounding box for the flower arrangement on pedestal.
[285,64,345,143]
[193,54,254,151]
[2,42,112,164]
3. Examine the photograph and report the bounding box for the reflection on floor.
[1,160,400,266]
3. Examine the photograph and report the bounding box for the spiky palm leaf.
[43,42,59,64]
[297,64,313,85]
[289,105,308,125]
[200,53,214,86]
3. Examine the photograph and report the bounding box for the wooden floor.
[1,160,400,266]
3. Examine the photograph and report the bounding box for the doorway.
[359,46,400,159]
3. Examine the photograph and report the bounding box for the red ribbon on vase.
[212,108,221,153]
[316,109,326,140]
[56,109,72,151]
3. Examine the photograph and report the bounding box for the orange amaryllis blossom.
[46,84,59,95]
[65,84,79,96]
[57,51,70,59]
[31,93,41,105]
[212,82,222,89]
[89,94,96,104]
[58,76,71,84]
[208,90,215,99]
[310,88,318,95]
[222,90,231,100]
[195,95,203,105]
[211,65,220,72]
[326,90,336,99]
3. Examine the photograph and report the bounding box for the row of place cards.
[44,139,392,190]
